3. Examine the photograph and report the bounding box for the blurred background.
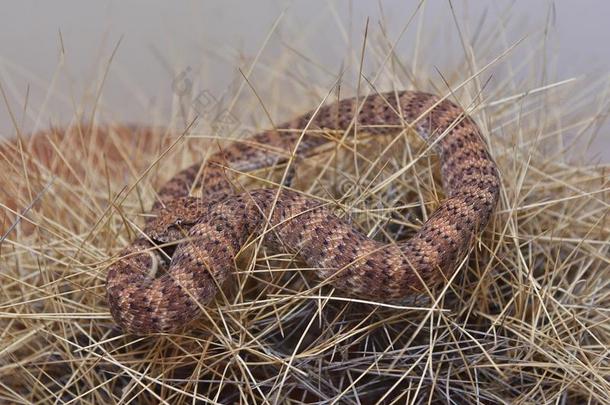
[1,0,608,161]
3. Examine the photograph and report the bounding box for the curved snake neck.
[106,90,500,334]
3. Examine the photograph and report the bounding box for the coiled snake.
[106,90,500,334]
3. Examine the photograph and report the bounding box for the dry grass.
[1,6,609,404]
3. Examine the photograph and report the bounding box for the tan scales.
[106,90,501,334]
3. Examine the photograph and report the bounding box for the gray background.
[1,0,608,161]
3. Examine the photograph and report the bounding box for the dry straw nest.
[0,22,609,405]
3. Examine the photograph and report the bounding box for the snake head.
[144,196,207,244]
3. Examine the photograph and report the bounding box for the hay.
[1,10,609,405]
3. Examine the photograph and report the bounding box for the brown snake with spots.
[106,90,500,334]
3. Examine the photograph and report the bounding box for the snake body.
[106,91,500,334]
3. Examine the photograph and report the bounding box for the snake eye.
[175,219,183,226]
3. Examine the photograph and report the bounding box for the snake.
[106,90,500,334]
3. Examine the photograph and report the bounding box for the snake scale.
[106,90,500,334]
